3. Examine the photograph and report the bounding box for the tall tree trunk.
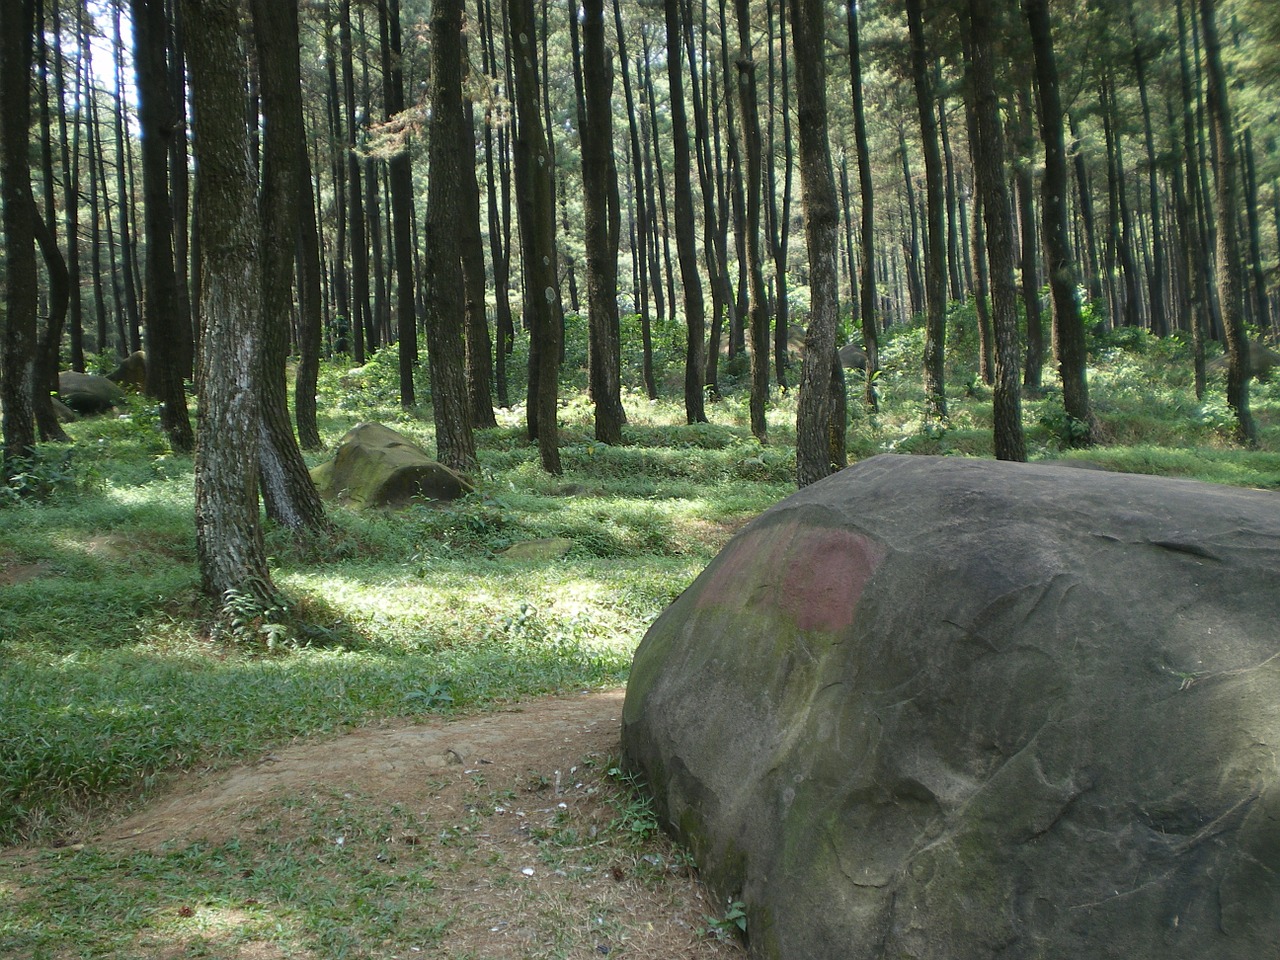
[113,4,142,356]
[1129,1,1169,338]
[183,0,275,609]
[1068,113,1103,307]
[1,0,38,476]
[970,190,995,385]
[32,211,71,444]
[251,0,330,534]
[963,0,1025,462]
[665,0,708,424]
[423,0,478,473]
[789,0,846,486]
[510,0,562,473]
[133,0,195,453]
[906,0,948,421]
[480,0,514,407]
[579,0,625,443]
[1013,83,1044,392]
[57,0,86,374]
[1198,0,1255,445]
[735,0,772,440]
[1100,71,1141,328]
[764,0,794,390]
[1024,0,1094,441]
[295,143,325,450]
[847,0,879,410]
[1240,129,1271,336]
[340,0,370,363]
[84,24,110,357]
[461,90,498,429]
[614,0,658,400]
[167,0,195,379]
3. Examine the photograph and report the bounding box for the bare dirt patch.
[13,690,742,960]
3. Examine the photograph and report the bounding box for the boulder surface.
[623,454,1280,960]
[56,371,125,414]
[310,422,473,508]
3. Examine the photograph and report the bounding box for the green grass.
[2,317,1278,957]
[2,323,1279,848]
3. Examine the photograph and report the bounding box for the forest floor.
[3,688,742,959]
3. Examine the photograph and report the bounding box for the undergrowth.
[1,317,1278,851]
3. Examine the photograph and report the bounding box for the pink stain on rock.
[698,521,886,634]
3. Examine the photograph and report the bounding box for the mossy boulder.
[623,454,1280,960]
[838,342,868,370]
[56,371,125,414]
[310,422,473,509]
[106,350,148,390]
[1207,341,1280,382]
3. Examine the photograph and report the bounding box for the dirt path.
[11,690,742,959]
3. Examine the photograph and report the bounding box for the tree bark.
[133,0,195,453]
[962,0,1025,462]
[183,0,275,608]
[579,0,625,443]
[613,1,659,400]
[906,0,948,421]
[847,0,879,411]
[2,0,39,476]
[510,0,562,473]
[1198,0,1256,445]
[251,0,330,534]
[1023,0,1094,442]
[423,0,478,473]
[789,0,846,486]
[734,0,772,441]
[665,0,709,424]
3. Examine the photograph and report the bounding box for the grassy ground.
[2,318,1279,957]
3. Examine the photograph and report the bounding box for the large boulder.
[1207,341,1280,382]
[56,371,125,414]
[623,455,1280,960]
[106,350,147,390]
[310,422,473,509]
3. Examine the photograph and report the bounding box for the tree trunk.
[112,5,143,356]
[183,0,275,609]
[906,0,948,422]
[423,0,478,473]
[1013,83,1044,392]
[613,1,659,400]
[735,0,772,441]
[2,0,39,475]
[340,0,370,363]
[579,0,625,443]
[1129,1,1169,338]
[295,145,325,450]
[847,0,879,410]
[461,89,498,430]
[665,0,708,424]
[510,0,562,473]
[1198,0,1255,445]
[133,0,195,453]
[57,0,86,374]
[789,0,846,486]
[1023,0,1094,441]
[479,0,513,407]
[251,0,330,534]
[962,0,1025,462]
[32,214,71,444]
[765,0,794,390]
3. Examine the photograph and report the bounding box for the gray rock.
[310,422,474,508]
[623,454,1280,960]
[56,371,125,414]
